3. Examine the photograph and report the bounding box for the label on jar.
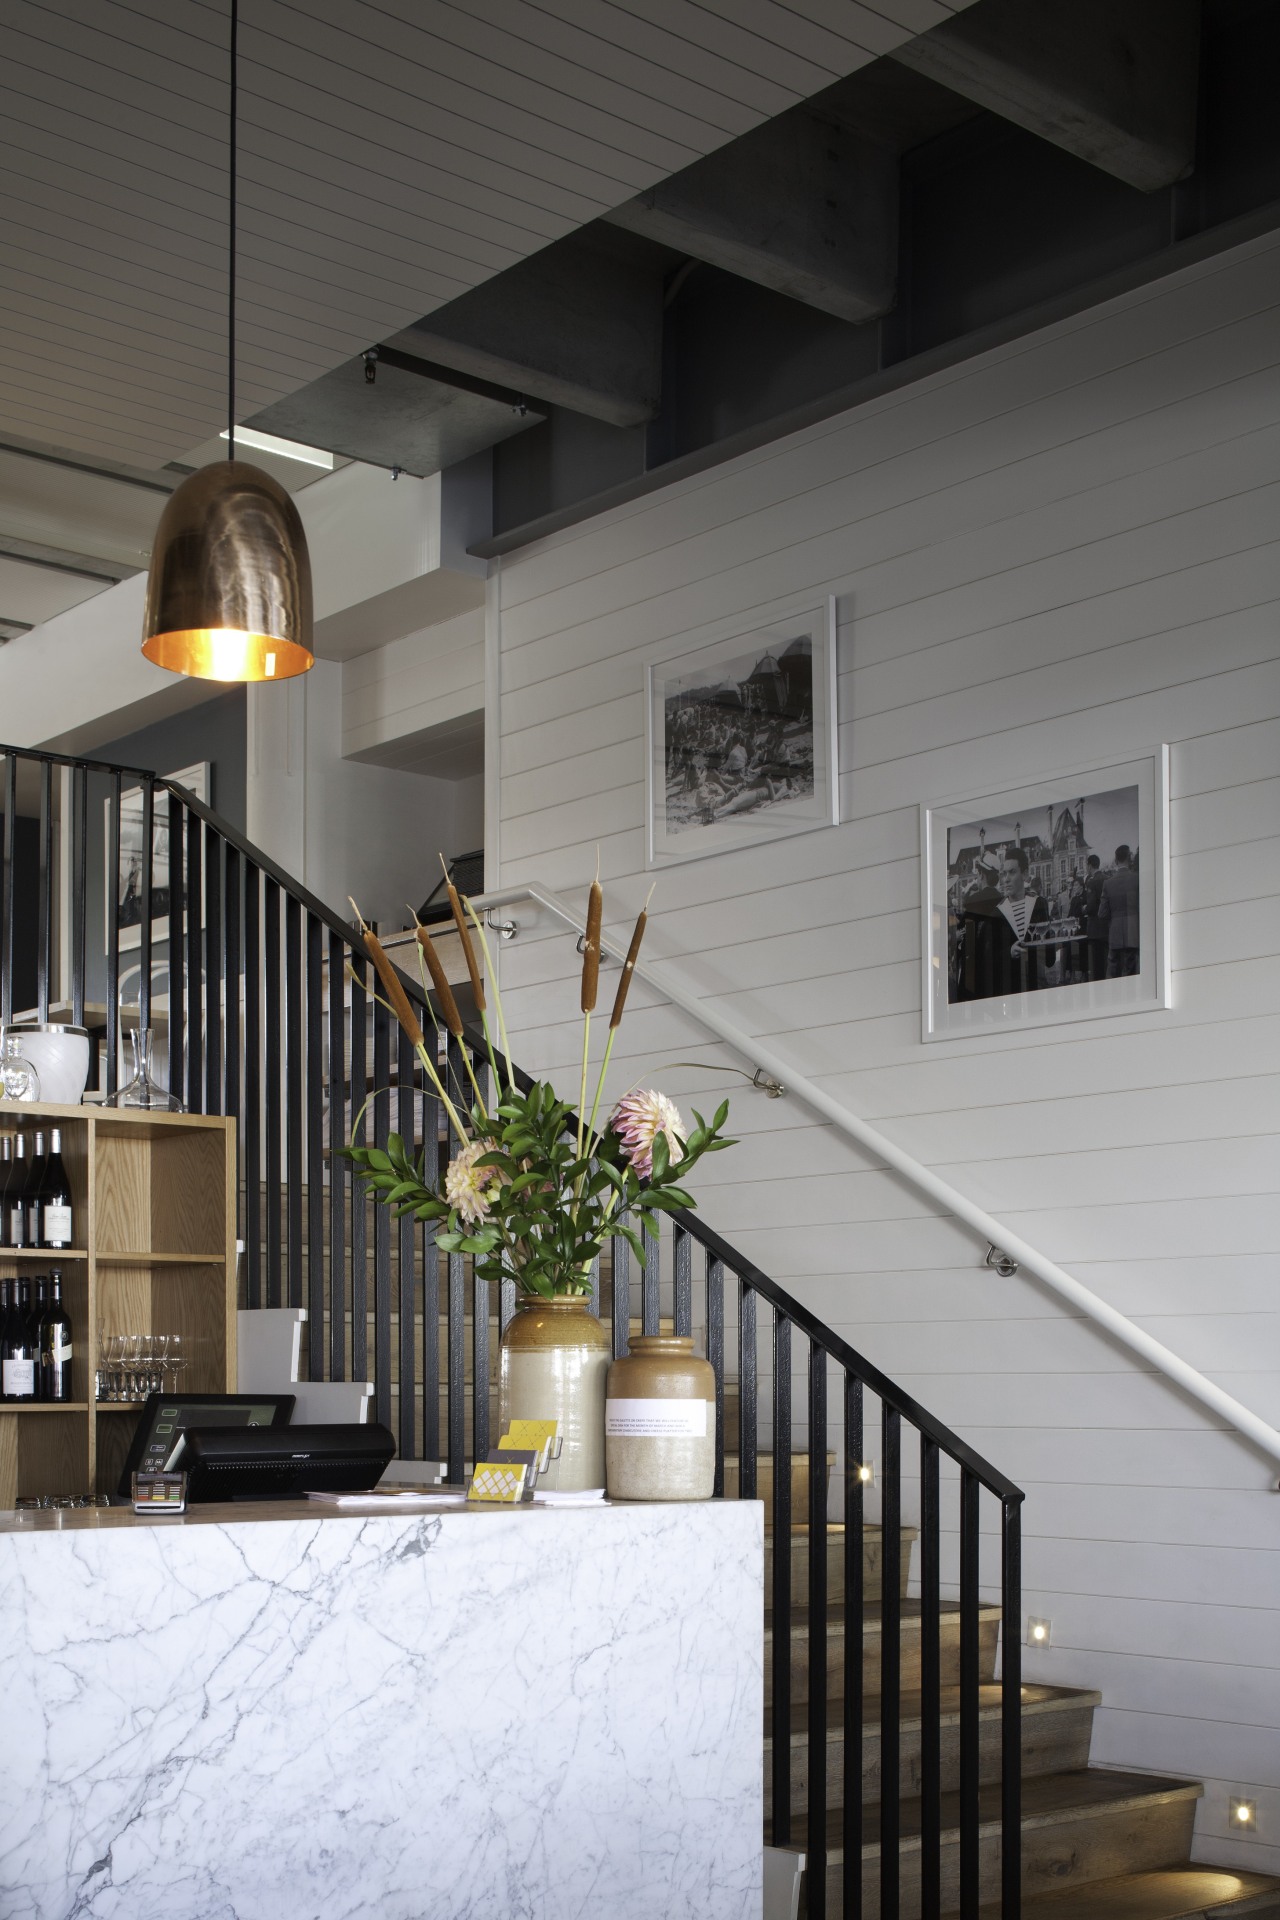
[605,1397,708,1439]
[43,1204,72,1246]
[2,1357,35,1397]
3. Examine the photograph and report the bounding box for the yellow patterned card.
[501,1421,561,1471]
[468,1459,530,1504]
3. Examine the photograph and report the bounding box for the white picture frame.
[920,748,1171,1042]
[645,599,839,869]
[105,761,210,952]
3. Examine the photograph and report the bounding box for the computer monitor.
[118,1392,295,1498]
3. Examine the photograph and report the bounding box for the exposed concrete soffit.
[604,110,898,325]
[892,0,1200,194]
[0,537,141,584]
[384,229,665,430]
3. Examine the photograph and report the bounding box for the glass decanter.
[0,1031,40,1102]
[105,1027,183,1111]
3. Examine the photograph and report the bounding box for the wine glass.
[146,1333,169,1396]
[164,1333,189,1393]
[0,1032,40,1103]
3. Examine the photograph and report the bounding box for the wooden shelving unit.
[0,1102,236,1506]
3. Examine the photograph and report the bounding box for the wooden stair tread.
[765,1682,1100,1743]
[772,1767,1203,1857]
[961,1867,1280,1919]
[765,1597,1003,1633]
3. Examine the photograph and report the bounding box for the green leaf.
[365,1148,393,1173]
[617,1225,647,1266]
[713,1098,730,1132]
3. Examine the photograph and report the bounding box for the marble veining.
[0,1502,762,1920]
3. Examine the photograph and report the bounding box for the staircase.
[4,739,1276,1920]
[764,1513,1280,1919]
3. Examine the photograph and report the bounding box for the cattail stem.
[584,1024,618,1158]
[466,901,515,1092]
[576,1010,592,1164]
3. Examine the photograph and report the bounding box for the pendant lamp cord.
[227,0,238,460]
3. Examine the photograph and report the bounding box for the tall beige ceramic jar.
[498,1293,611,1491]
[605,1335,716,1501]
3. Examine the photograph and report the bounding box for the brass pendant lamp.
[142,0,313,682]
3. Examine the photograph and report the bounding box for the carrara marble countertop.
[1,1497,763,1920]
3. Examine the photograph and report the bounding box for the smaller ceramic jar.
[605,1335,716,1501]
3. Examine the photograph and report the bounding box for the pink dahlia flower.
[445,1139,500,1225]
[612,1089,685,1180]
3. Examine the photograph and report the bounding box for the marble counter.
[0,1499,762,1920]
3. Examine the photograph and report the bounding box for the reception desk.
[0,1498,762,1920]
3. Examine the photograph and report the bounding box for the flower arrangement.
[341,868,735,1299]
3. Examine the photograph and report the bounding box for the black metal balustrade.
[0,741,1023,1918]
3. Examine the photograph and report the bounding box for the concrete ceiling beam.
[892,0,1200,194]
[383,231,664,430]
[604,111,898,325]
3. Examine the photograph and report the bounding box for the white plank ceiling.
[0,0,975,468]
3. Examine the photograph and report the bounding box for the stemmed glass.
[164,1334,189,1393]
[145,1333,169,1396]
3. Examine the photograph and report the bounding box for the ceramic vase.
[605,1334,716,1501]
[498,1293,610,1491]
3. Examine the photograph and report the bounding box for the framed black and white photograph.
[105,761,210,951]
[645,600,838,869]
[921,749,1170,1041]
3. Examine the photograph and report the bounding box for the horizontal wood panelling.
[495,226,1280,1856]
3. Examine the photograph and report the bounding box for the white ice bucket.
[10,1025,91,1106]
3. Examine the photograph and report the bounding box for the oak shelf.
[0,1103,236,1506]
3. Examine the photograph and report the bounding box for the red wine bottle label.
[3,1358,35,1396]
[43,1204,72,1245]
[53,1334,73,1364]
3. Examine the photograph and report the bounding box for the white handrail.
[475,879,1280,1479]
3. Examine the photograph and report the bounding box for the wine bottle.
[40,1269,72,1402]
[7,1133,27,1248]
[2,1276,38,1401]
[22,1131,46,1250]
[0,1279,11,1400]
[30,1276,48,1402]
[0,1135,12,1227]
[40,1129,73,1251]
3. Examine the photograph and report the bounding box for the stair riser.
[767,1615,1000,1701]
[767,1702,1096,1819]
[764,1529,915,1605]
[811,1795,1197,1919]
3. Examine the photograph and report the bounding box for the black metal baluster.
[224,844,241,1163]
[285,894,303,1307]
[808,1340,829,1918]
[0,756,14,1032]
[642,1220,660,1335]
[772,1310,792,1847]
[446,1034,466,1481]
[184,806,201,1114]
[610,1221,630,1359]
[106,770,121,1098]
[396,1023,417,1457]
[1002,1497,1023,1920]
[707,1253,725,1498]
[306,914,325,1381]
[243,862,261,1309]
[372,997,391,1426]
[472,1055,491,1464]
[72,766,88,1034]
[499,1275,517,1343]
[420,1082,440,1462]
[264,879,282,1308]
[959,1470,981,1917]
[739,1281,757,1502]
[349,956,368,1384]
[36,761,52,1023]
[138,778,153,1042]
[920,1436,942,1920]
[880,1405,902,1920]
[203,824,221,1114]
[327,931,347,1381]
[673,1222,691,1336]
[844,1373,864,1920]
[165,791,181,1101]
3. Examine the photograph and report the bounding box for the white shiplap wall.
[493,228,1280,1871]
